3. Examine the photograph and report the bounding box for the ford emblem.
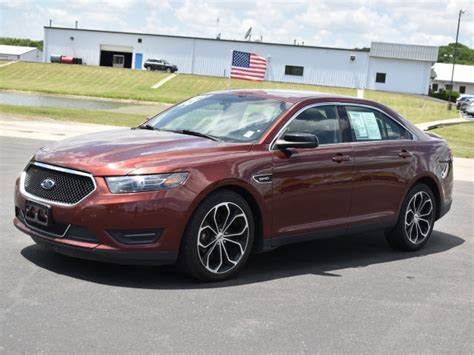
[40,178,56,190]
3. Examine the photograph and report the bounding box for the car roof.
[208,89,361,104]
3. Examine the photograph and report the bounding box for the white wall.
[431,80,474,95]
[0,49,42,62]
[366,57,432,95]
[44,28,435,95]
[20,49,42,62]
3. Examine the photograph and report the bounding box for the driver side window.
[285,105,341,145]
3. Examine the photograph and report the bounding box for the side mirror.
[276,133,319,149]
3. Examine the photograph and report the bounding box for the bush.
[430,90,460,102]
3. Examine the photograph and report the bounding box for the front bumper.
[13,173,192,265]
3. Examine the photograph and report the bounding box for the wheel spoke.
[224,225,249,238]
[221,241,238,265]
[205,242,219,270]
[222,213,245,234]
[411,222,419,243]
[417,218,430,236]
[222,237,244,255]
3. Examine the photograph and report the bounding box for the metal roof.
[44,26,368,53]
[432,63,474,84]
[370,42,438,62]
[0,45,38,56]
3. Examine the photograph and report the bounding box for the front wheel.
[179,191,254,281]
[386,183,436,251]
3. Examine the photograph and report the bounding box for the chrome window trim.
[20,162,97,208]
[269,102,417,151]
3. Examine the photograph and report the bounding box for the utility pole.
[448,9,466,110]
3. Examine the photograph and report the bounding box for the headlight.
[105,173,189,194]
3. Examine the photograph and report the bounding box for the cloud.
[0,0,472,49]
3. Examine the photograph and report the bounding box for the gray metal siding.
[370,42,438,62]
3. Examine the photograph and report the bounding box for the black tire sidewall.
[179,190,255,282]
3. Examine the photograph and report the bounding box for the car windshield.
[145,94,292,142]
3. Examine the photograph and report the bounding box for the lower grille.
[23,162,95,205]
[17,208,69,237]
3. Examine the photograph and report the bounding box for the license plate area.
[25,200,51,227]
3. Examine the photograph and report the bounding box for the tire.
[166,68,171,73]
[179,190,255,282]
[386,183,436,251]
[145,66,150,71]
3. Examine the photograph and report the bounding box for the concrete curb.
[416,117,472,131]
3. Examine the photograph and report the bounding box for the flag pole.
[228,49,233,89]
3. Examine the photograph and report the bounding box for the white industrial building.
[0,45,43,62]
[431,62,474,95]
[43,26,439,95]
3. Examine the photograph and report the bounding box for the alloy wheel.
[197,202,250,274]
[405,191,434,244]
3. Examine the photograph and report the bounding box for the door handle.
[332,154,351,163]
[398,150,413,158]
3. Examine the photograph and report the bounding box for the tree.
[0,37,43,51]
[438,43,474,65]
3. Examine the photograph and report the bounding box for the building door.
[112,55,125,68]
[99,45,133,69]
[134,53,143,70]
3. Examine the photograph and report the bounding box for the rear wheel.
[386,183,436,251]
[179,191,254,281]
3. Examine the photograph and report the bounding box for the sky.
[1,0,473,49]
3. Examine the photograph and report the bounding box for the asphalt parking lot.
[1,136,473,353]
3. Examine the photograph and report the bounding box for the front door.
[271,105,354,242]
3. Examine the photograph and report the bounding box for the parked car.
[144,58,178,72]
[465,102,474,117]
[456,95,474,109]
[460,98,474,112]
[14,90,453,281]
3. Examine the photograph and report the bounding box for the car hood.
[35,128,252,176]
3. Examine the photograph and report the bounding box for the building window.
[375,72,386,83]
[285,65,304,76]
[432,83,438,92]
[460,86,466,94]
[445,84,453,90]
[138,38,142,43]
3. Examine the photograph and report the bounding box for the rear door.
[341,105,416,232]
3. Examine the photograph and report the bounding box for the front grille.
[24,163,95,204]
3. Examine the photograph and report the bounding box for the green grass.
[0,62,169,101]
[432,123,474,158]
[0,104,147,127]
[0,61,459,124]
[365,91,458,124]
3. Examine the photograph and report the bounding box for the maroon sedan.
[14,90,453,281]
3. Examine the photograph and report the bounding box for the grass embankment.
[0,104,146,127]
[432,123,474,158]
[0,62,458,124]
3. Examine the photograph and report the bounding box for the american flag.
[230,50,267,82]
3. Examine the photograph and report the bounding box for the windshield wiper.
[137,124,157,130]
[169,129,221,141]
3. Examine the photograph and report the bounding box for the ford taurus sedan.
[14,90,453,281]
